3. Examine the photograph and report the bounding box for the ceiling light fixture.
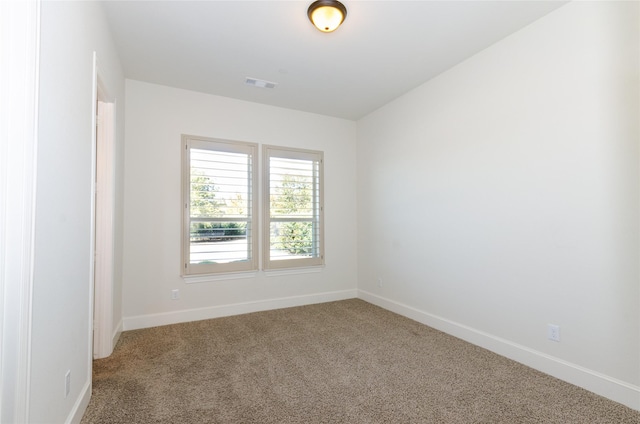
[307,0,347,33]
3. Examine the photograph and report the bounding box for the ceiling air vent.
[245,77,277,89]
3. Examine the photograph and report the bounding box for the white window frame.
[263,145,324,270]
[182,135,258,275]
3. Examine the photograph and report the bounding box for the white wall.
[357,1,639,409]
[122,80,357,329]
[31,2,125,422]
[0,1,39,422]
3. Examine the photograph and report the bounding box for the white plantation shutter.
[263,146,324,269]
[182,136,258,275]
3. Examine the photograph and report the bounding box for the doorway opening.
[92,67,116,359]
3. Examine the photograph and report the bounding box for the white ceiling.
[101,1,566,120]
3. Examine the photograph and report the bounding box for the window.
[263,145,324,270]
[182,135,258,275]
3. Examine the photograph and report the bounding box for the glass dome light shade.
[307,0,347,33]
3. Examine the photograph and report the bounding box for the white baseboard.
[123,289,358,331]
[358,289,640,411]
[66,379,91,424]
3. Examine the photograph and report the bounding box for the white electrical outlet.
[171,289,180,300]
[65,370,71,398]
[377,277,382,287]
[547,324,560,342]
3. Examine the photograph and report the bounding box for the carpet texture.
[81,299,639,423]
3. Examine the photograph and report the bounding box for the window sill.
[182,266,324,283]
[263,266,324,277]
[183,271,258,284]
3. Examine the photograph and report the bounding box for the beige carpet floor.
[81,299,639,423]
